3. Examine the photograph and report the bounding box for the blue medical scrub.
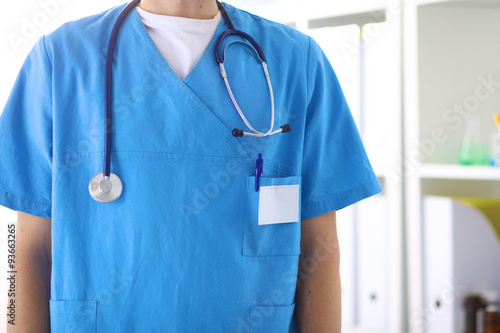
[0,2,381,332]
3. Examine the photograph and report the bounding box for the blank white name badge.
[258,184,300,225]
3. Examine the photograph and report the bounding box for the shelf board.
[416,0,500,6]
[418,164,500,181]
[343,328,384,333]
[418,164,500,197]
[415,0,452,5]
[235,0,391,25]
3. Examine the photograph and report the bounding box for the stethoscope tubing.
[220,61,276,137]
[104,0,142,178]
[91,0,291,203]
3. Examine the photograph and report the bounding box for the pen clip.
[255,153,263,192]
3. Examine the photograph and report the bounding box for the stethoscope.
[89,0,291,203]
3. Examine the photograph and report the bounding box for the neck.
[138,0,219,19]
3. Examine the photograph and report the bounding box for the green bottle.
[459,117,489,166]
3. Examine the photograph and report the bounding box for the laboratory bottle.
[459,116,489,166]
[483,291,500,333]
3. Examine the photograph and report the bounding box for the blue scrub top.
[0,2,381,332]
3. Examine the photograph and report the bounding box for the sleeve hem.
[0,190,51,219]
[301,178,383,220]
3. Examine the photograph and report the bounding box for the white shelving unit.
[419,165,500,197]
[423,196,500,333]
[403,1,500,333]
[418,164,500,180]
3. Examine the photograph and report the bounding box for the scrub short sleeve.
[0,37,53,219]
[301,37,382,220]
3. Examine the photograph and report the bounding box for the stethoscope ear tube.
[281,124,292,133]
[214,29,267,64]
[232,124,291,138]
[221,57,290,138]
[217,1,235,30]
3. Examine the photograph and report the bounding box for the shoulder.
[42,4,127,59]
[224,3,312,57]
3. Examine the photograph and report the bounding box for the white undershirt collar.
[136,7,222,80]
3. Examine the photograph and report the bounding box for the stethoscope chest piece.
[89,172,123,203]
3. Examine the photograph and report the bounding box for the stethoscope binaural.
[89,0,291,203]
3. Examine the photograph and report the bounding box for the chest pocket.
[242,176,302,256]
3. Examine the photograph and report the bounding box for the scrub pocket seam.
[242,176,302,257]
[49,299,97,333]
[250,302,296,333]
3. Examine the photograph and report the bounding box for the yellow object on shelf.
[458,198,500,243]
[494,113,500,129]
[493,113,500,167]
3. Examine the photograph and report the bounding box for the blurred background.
[1,0,500,332]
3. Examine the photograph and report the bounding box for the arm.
[7,212,51,333]
[295,210,341,333]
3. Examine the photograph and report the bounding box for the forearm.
[7,251,51,332]
[7,213,51,333]
[295,212,341,332]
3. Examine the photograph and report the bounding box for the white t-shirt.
[136,7,221,80]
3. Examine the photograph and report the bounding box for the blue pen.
[255,153,263,192]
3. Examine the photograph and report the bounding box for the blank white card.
[258,185,300,225]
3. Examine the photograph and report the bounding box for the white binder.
[356,194,389,331]
[423,196,500,333]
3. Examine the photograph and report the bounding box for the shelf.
[415,0,453,5]
[418,164,500,197]
[343,328,384,333]
[415,0,500,6]
[418,164,500,180]
[235,0,393,25]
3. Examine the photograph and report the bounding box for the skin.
[138,0,220,19]
[7,212,51,333]
[296,211,341,332]
[7,1,342,332]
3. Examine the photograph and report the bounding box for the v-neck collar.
[131,6,228,85]
[127,5,252,160]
